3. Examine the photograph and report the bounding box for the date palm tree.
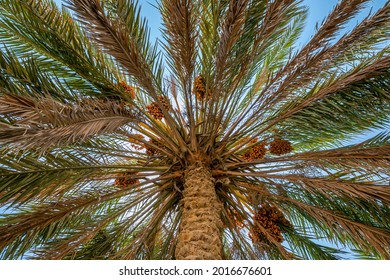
[0,0,389,260]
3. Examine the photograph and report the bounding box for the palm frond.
[0,0,125,99]
[65,0,159,95]
[0,94,137,151]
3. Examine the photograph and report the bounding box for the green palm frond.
[0,0,125,99]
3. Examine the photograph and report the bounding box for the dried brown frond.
[304,0,369,53]
[282,176,390,205]
[278,0,370,78]
[287,3,390,89]
[218,165,390,205]
[0,94,40,124]
[233,0,295,96]
[257,55,390,134]
[295,143,390,160]
[327,4,390,59]
[230,142,390,171]
[258,0,371,110]
[66,0,156,95]
[215,0,249,84]
[283,55,390,117]
[160,0,197,82]
[0,94,136,151]
[257,0,295,38]
[283,144,390,176]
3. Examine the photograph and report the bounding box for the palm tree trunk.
[175,165,223,260]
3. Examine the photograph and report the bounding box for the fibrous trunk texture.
[175,165,223,260]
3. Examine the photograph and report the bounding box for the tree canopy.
[0,0,389,259]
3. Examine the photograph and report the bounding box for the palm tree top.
[0,0,389,260]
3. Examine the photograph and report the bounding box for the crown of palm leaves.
[0,0,389,260]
